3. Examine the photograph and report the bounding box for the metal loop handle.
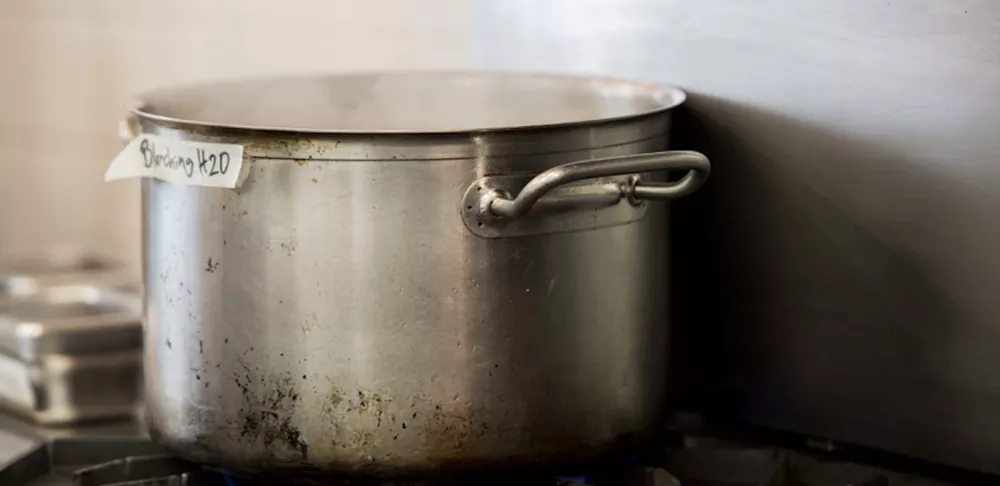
[484,150,710,219]
[118,114,141,144]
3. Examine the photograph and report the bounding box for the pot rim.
[130,70,687,136]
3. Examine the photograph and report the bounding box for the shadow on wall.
[665,93,1000,473]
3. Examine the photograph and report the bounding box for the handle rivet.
[624,175,643,207]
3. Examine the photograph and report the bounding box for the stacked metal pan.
[0,250,141,424]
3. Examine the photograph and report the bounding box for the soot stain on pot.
[232,359,309,460]
[229,372,496,465]
[239,409,309,460]
[315,387,401,454]
[424,402,490,453]
[204,257,220,273]
[309,386,498,461]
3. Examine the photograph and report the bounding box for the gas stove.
[0,411,980,486]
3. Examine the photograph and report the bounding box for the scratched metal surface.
[466,0,1000,475]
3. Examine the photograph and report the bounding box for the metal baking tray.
[0,286,142,424]
[0,251,137,297]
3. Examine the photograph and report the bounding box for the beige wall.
[0,0,472,268]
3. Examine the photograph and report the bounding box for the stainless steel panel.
[467,0,1000,474]
[0,285,142,359]
[0,286,142,424]
[0,349,141,425]
[0,252,134,297]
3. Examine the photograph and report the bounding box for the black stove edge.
[671,411,998,485]
[0,442,48,486]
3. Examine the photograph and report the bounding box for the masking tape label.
[105,134,244,188]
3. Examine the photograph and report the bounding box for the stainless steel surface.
[461,173,647,239]
[0,351,140,425]
[462,151,708,238]
[0,286,142,424]
[0,285,142,358]
[0,252,134,297]
[135,72,685,133]
[138,72,705,478]
[476,151,709,218]
[463,0,1000,474]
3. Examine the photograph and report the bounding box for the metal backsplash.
[469,0,1000,475]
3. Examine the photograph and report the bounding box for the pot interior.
[134,72,685,134]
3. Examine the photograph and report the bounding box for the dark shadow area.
[665,93,1000,475]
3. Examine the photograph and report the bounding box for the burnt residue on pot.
[155,360,637,478]
[306,385,501,465]
[317,387,393,450]
[229,358,310,461]
[423,403,492,454]
[239,410,309,460]
[204,257,219,273]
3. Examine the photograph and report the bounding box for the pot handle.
[475,150,710,220]
[118,113,141,144]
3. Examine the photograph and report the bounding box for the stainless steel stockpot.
[135,72,710,480]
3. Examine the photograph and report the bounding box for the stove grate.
[68,457,679,486]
